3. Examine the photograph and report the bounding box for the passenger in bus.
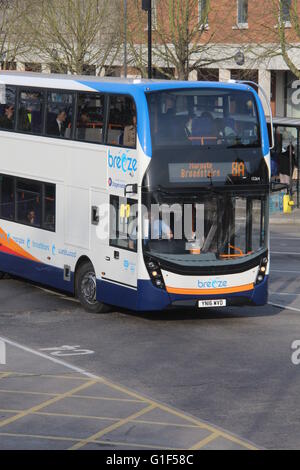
[27,209,37,226]
[123,114,137,148]
[77,109,90,140]
[47,109,67,137]
[0,105,14,129]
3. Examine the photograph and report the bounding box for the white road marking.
[268,302,300,314]
[270,292,300,296]
[271,270,300,274]
[40,345,94,357]
[0,335,99,380]
[271,251,300,255]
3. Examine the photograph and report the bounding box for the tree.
[25,0,122,75]
[0,0,34,69]
[275,0,300,79]
[127,0,239,80]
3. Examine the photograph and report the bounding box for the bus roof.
[0,71,252,96]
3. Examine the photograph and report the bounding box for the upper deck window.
[147,88,260,150]
[46,91,74,139]
[0,85,16,131]
[76,92,105,144]
[18,89,44,134]
[107,95,137,149]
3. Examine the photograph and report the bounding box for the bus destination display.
[168,161,246,183]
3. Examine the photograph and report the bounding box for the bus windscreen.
[147,88,261,149]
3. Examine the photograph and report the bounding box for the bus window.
[16,179,42,227]
[107,95,136,148]
[110,196,138,252]
[76,92,105,143]
[0,175,15,221]
[46,91,73,139]
[0,85,16,131]
[18,89,43,134]
[43,184,56,232]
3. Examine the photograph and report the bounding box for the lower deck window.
[0,174,56,232]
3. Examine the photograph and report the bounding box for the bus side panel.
[0,251,75,294]
[96,279,137,311]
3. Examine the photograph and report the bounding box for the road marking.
[40,345,94,357]
[271,251,300,255]
[0,335,258,450]
[0,432,177,450]
[270,292,300,296]
[0,379,97,429]
[268,302,300,313]
[69,404,157,450]
[0,372,12,380]
[271,270,300,274]
[190,432,219,450]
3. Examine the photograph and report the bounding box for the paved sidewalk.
[0,338,258,451]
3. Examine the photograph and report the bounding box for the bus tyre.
[0,272,5,280]
[76,262,110,314]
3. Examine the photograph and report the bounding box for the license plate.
[198,299,227,308]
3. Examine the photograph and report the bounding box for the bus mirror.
[124,184,138,196]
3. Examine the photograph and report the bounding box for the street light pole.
[142,0,152,79]
[124,0,127,78]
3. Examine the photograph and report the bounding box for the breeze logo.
[198,279,228,289]
[108,150,137,175]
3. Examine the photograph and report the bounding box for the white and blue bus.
[0,72,270,313]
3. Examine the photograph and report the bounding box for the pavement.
[0,224,300,449]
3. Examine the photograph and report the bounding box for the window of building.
[25,63,42,73]
[237,0,248,25]
[18,89,44,134]
[82,64,96,76]
[110,196,138,252]
[199,0,209,27]
[46,91,74,139]
[107,95,137,148]
[0,175,56,231]
[76,92,105,144]
[50,63,68,74]
[0,85,16,131]
[0,175,15,221]
[281,0,292,23]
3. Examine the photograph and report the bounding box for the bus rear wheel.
[0,272,5,280]
[75,261,110,314]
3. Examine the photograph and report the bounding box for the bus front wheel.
[75,262,110,314]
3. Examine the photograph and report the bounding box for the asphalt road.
[0,223,300,450]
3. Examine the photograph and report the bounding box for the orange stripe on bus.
[166,283,254,295]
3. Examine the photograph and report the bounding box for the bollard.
[283,194,295,213]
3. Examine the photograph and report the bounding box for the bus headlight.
[145,258,166,290]
[256,256,268,284]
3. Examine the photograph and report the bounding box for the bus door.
[91,190,138,289]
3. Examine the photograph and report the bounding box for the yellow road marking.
[69,404,157,450]
[0,372,12,380]
[0,389,58,397]
[0,432,177,450]
[0,379,97,429]
[1,370,258,450]
[0,389,143,403]
[0,372,90,381]
[190,432,219,449]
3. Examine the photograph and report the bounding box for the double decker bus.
[0,73,270,312]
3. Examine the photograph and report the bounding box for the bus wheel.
[0,272,5,280]
[76,262,110,314]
